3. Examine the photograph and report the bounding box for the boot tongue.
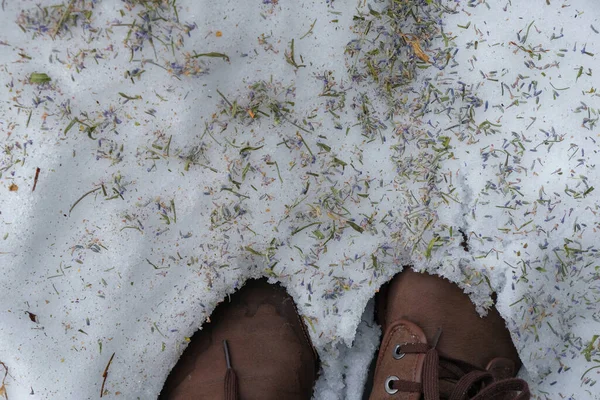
[433,355,484,399]
[437,362,468,399]
[438,380,457,399]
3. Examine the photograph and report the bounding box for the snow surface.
[0,0,599,399]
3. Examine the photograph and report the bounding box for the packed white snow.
[0,0,599,399]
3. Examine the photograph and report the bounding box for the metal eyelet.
[393,343,406,360]
[385,375,399,394]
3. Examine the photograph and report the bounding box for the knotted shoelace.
[390,342,531,400]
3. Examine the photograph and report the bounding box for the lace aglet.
[223,339,232,369]
[432,328,443,348]
[223,340,238,400]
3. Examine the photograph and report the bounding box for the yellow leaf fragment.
[411,41,430,63]
[401,33,430,63]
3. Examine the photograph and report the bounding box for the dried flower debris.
[0,0,599,398]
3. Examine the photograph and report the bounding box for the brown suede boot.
[369,268,530,400]
[159,279,319,400]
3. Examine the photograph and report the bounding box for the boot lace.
[386,342,531,400]
[223,340,239,400]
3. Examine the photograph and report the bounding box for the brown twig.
[99,353,115,398]
[32,168,40,192]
